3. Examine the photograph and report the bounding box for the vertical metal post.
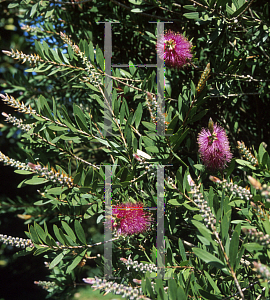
[103,22,113,137]
[157,165,165,278]
[104,165,112,278]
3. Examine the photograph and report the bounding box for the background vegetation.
[0,0,270,299]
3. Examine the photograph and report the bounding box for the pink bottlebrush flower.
[197,119,232,171]
[112,202,152,236]
[157,30,192,69]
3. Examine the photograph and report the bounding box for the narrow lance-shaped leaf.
[73,103,90,134]
[168,279,178,300]
[66,249,87,274]
[74,220,87,245]
[192,247,227,271]
[49,252,65,269]
[229,223,241,269]
[29,225,41,244]
[53,224,66,245]
[35,223,47,244]
[61,221,77,243]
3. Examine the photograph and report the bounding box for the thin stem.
[213,230,245,299]
[37,236,121,250]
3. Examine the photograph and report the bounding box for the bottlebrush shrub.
[1,1,270,300]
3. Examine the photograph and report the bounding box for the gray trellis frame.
[103,165,166,279]
[99,21,172,137]
[99,21,169,279]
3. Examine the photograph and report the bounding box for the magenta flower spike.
[112,202,152,236]
[157,30,192,69]
[197,119,232,171]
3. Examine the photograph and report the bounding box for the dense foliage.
[1,0,270,299]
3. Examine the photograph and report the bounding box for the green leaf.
[46,187,68,195]
[53,225,66,245]
[66,249,87,273]
[226,159,235,178]
[190,80,196,96]
[119,100,126,125]
[204,271,221,294]
[199,289,221,300]
[193,164,205,171]
[96,48,104,70]
[192,247,227,270]
[61,221,76,242]
[34,199,53,206]
[178,239,187,261]
[35,223,47,244]
[168,199,181,206]
[73,104,90,134]
[192,220,213,242]
[49,252,65,269]
[134,102,142,129]
[34,247,50,256]
[131,8,143,13]
[45,8,54,18]
[14,170,33,175]
[183,12,199,19]
[145,276,155,299]
[85,82,100,92]
[167,115,179,132]
[84,168,93,186]
[61,105,76,127]
[74,220,86,245]
[229,200,245,207]
[30,2,38,17]
[48,125,69,131]
[221,210,231,241]
[24,177,49,185]
[188,109,208,124]
[38,95,53,120]
[171,127,189,150]
[8,3,19,8]
[128,60,136,75]
[29,225,40,244]
[263,218,270,236]
[120,69,132,79]
[59,133,81,143]
[168,279,178,300]
[67,44,74,61]
[154,278,166,298]
[88,41,95,62]
[235,243,246,270]
[258,142,266,164]
[183,5,198,11]
[13,248,33,259]
[230,2,248,18]
[45,235,58,248]
[27,64,53,73]
[229,223,241,268]
[142,121,156,131]
[177,286,186,300]
[171,151,188,168]
[129,0,143,4]
[49,49,62,64]
[244,242,263,251]
[145,146,159,153]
